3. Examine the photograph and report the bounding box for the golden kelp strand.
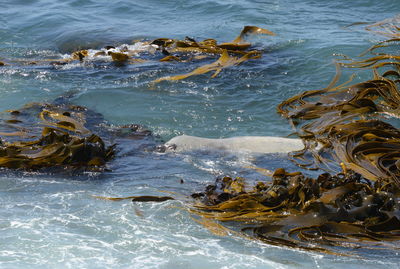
[151,26,273,82]
[153,50,261,83]
[366,15,400,38]
[39,109,91,135]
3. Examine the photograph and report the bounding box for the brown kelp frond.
[278,77,399,123]
[340,17,400,77]
[153,50,261,83]
[39,109,91,135]
[328,121,400,186]
[215,26,276,51]
[191,169,400,255]
[340,54,400,73]
[232,26,276,44]
[340,28,400,75]
[366,14,400,38]
[153,25,275,55]
[0,103,115,170]
[277,25,400,187]
[151,26,273,83]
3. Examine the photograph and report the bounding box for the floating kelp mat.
[190,169,400,256]
[0,26,275,84]
[0,101,153,171]
[190,18,400,255]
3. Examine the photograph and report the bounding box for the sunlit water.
[1,0,399,268]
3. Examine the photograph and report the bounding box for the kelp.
[277,75,400,180]
[276,25,400,188]
[0,26,275,83]
[151,26,274,56]
[151,26,273,83]
[0,103,116,170]
[190,19,400,254]
[366,15,400,38]
[191,169,400,255]
[154,50,261,83]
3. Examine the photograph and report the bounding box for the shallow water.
[1,0,399,268]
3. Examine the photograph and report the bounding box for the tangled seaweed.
[277,30,400,188]
[0,26,274,83]
[0,103,115,170]
[191,169,400,255]
[191,17,400,254]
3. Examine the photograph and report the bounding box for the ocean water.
[0,0,399,268]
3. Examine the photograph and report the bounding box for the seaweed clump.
[0,26,275,83]
[192,169,400,254]
[0,103,116,170]
[191,17,400,254]
[276,22,400,188]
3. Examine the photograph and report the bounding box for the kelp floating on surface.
[190,20,400,254]
[276,26,400,188]
[150,26,274,82]
[191,169,400,255]
[153,50,261,83]
[0,26,275,83]
[0,103,116,170]
[277,75,400,185]
[366,14,400,38]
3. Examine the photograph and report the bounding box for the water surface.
[1,0,399,268]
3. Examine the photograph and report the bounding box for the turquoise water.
[1,0,399,268]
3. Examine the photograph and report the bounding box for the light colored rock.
[164,135,304,154]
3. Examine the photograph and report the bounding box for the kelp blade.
[154,50,261,83]
[232,26,276,44]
